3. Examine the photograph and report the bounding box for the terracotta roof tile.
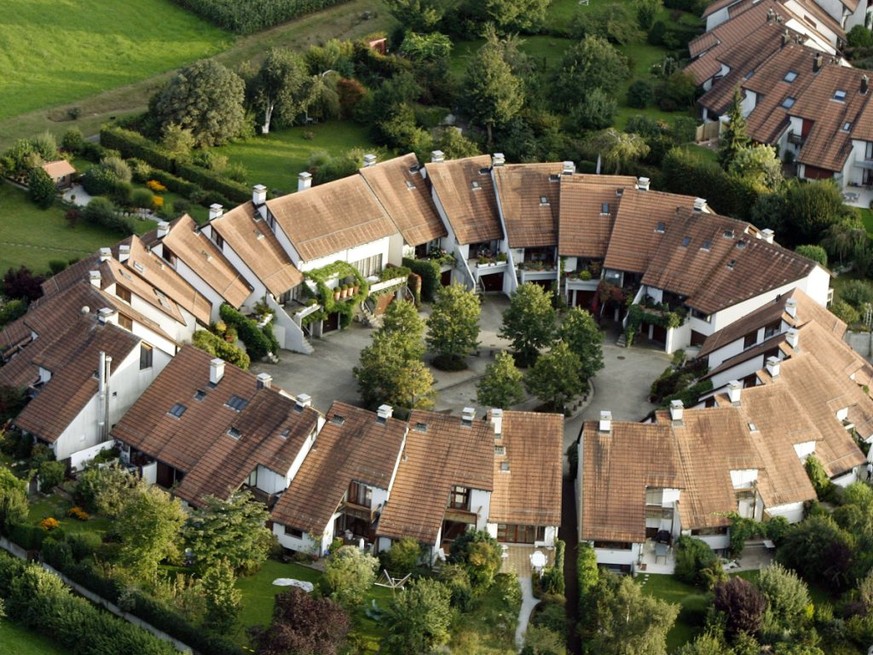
[425,155,503,245]
[558,176,640,259]
[492,163,563,249]
[41,160,76,178]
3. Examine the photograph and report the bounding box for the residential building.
[702,0,844,47]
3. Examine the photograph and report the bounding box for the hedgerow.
[169,0,352,34]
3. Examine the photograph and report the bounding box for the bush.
[403,257,441,302]
[61,128,85,154]
[219,304,275,361]
[674,535,722,588]
[830,298,860,325]
[131,188,155,209]
[678,593,710,627]
[192,330,251,369]
[839,279,873,309]
[382,537,423,577]
[28,166,56,209]
[795,244,827,267]
[0,299,28,328]
[626,80,654,108]
[38,460,65,493]
[82,197,135,235]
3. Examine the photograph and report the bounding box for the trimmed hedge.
[169,0,352,34]
[219,304,275,361]
[175,161,249,204]
[192,329,251,369]
[403,257,441,302]
[100,127,174,172]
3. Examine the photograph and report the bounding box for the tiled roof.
[377,410,494,543]
[41,254,102,298]
[558,176,641,259]
[209,202,303,297]
[158,215,251,308]
[41,160,76,178]
[425,155,503,245]
[271,402,406,533]
[358,153,447,247]
[492,163,562,249]
[489,410,563,527]
[15,318,140,442]
[703,0,743,19]
[703,333,788,380]
[266,176,397,263]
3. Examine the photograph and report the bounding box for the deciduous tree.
[0,467,28,533]
[756,563,812,638]
[382,579,454,654]
[584,128,650,174]
[249,48,310,134]
[427,283,481,370]
[250,587,350,655]
[385,0,454,32]
[560,308,604,390]
[477,351,525,409]
[3,266,44,303]
[713,576,767,639]
[27,166,56,209]
[448,530,503,589]
[525,342,585,412]
[556,36,630,108]
[499,282,556,367]
[463,34,524,145]
[201,559,241,635]
[320,546,379,609]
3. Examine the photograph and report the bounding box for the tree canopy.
[0,466,28,533]
[251,587,350,655]
[560,308,604,390]
[499,282,556,367]
[477,350,525,409]
[248,48,311,134]
[556,36,630,109]
[427,283,481,369]
[381,578,454,654]
[525,341,585,411]
[463,33,525,145]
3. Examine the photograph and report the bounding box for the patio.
[842,185,873,209]
[500,544,555,578]
[635,539,776,576]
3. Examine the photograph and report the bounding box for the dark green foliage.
[170,0,352,34]
[81,197,135,235]
[382,537,423,577]
[0,385,26,423]
[173,161,249,203]
[783,179,856,248]
[477,350,525,409]
[627,80,654,108]
[525,342,585,411]
[674,535,722,587]
[61,128,85,154]
[27,166,56,209]
[838,279,873,309]
[713,576,767,638]
[499,282,557,367]
[795,245,827,267]
[100,127,174,173]
[192,330,251,369]
[577,541,599,602]
[403,257,441,302]
[572,2,640,44]
[569,88,617,132]
[448,530,504,589]
[655,71,698,111]
[540,540,565,596]
[219,304,276,361]
[557,36,630,109]
[381,578,454,655]
[0,299,27,328]
[805,454,837,501]
[678,593,711,628]
[778,514,855,591]
[0,467,28,534]
[719,89,750,169]
[38,460,65,493]
[847,24,873,48]
[530,594,567,635]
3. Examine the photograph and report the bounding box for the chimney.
[461,406,476,427]
[81,306,90,315]
[785,297,797,318]
[670,400,684,424]
[295,393,312,411]
[118,244,130,263]
[781,28,790,47]
[209,358,225,385]
[252,184,267,206]
[766,356,781,378]
[297,171,312,192]
[813,53,823,73]
[693,198,707,212]
[363,153,377,167]
[492,152,505,167]
[376,404,393,423]
[97,307,116,325]
[636,177,650,191]
[863,75,870,95]
[156,221,170,239]
[767,7,775,22]
[431,150,445,163]
[208,203,224,221]
[490,408,503,436]
[99,247,112,262]
[89,270,101,288]
[727,380,742,405]
[760,228,775,244]
[599,410,612,433]
[786,327,799,350]
[562,161,576,175]
[256,372,272,389]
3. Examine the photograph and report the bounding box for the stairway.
[615,333,627,348]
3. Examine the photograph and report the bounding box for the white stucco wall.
[710,355,767,390]
[470,488,492,532]
[273,523,321,555]
[594,543,640,567]
[766,501,805,523]
[298,237,390,275]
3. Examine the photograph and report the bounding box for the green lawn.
[859,207,873,234]
[0,620,68,655]
[27,493,112,536]
[638,574,703,652]
[210,122,379,193]
[0,0,231,122]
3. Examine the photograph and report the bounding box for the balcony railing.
[787,131,805,146]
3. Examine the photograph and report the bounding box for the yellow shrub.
[39,517,60,531]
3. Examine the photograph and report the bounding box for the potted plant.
[333,287,342,301]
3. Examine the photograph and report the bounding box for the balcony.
[787,131,805,146]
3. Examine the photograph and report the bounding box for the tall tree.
[427,283,481,370]
[201,560,242,635]
[718,88,750,169]
[584,128,650,174]
[499,282,557,367]
[477,351,525,409]
[525,342,585,412]
[0,466,28,532]
[382,579,454,655]
[463,34,524,145]
[320,546,379,609]
[354,330,435,410]
[556,36,630,109]
[756,563,812,638]
[385,0,454,32]
[150,60,246,147]
[381,300,426,357]
[463,0,550,33]
[250,587,350,655]
[784,179,859,249]
[560,308,604,391]
[249,48,310,134]
[713,576,767,639]
[27,166,56,209]
[728,144,784,193]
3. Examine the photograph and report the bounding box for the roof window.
[549,174,560,182]
[414,422,428,432]
[781,97,795,109]
[834,89,847,101]
[405,180,416,190]
[194,389,206,401]
[168,403,187,418]
[843,121,852,131]
[655,222,666,234]
[723,229,735,239]
[744,70,755,80]
[727,259,737,270]
[331,414,345,425]
[600,202,609,214]
[279,428,290,439]
[540,196,550,205]
[736,240,747,250]
[227,427,241,439]
[226,395,249,412]
[783,71,798,83]
[681,236,691,247]
[701,239,712,251]
[495,445,506,455]
[471,181,481,191]
[479,167,490,175]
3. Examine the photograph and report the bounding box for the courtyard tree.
[381,300,426,356]
[756,563,812,638]
[427,283,481,370]
[463,33,525,145]
[354,331,436,410]
[249,48,310,134]
[320,546,379,609]
[201,559,242,635]
[0,466,28,533]
[499,282,556,367]
[381,578,454,655]
[448,530,503,589]
[27,166,56,209]
[250,587,350,655]
[182,491,274,575]
[560,307,604,391]
[150,59,246,147]
[525,342,585,412]
[477,351,525,409]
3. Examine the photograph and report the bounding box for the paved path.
[515,575,538,651]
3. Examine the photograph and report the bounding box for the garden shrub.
[839,279,873,309]
[674,535,722,587]
[219,304,274,361]
[192,330,251,369]
[167,0,351,34]
[403,257,440,302]
[626,80,654,108]
[7,522,47,550]
[0,299,27,328]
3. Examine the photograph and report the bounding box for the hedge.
[219,304,277,361]
[403,257,441,302]
[169,0,352,34]
[175,161,250,204]
[100,127,174,173]
[192,329,251,369]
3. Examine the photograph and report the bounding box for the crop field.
[0,0,231,122]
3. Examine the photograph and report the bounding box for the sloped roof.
[377,410,494,543]
[41,160,76,179]
[209,202,303,297]
[558,176,637,259]
[265,176,397,263]
[158,215,251,308]
[358,153,447,247]
[489,410,563,527]
[271,402,406,534]
[492,163,562,249]
[425,155,503,245]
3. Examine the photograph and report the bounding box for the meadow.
[0,620,68,655]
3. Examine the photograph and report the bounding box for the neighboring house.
[111,345,322,507]
[270,402,407,557]
[701,0,843,48]
[8,311,169,466]
[41,160,77,190]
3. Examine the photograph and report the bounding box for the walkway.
[500,545,554,652]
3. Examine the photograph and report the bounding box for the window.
[763,319,781,339]
[540,196,550,205]
[843,121,852,131]
[600,202,609,214]
[405,180,416,190]
[723,229,735,239]
[700,239,712,251]
[139,343,153,370]
[284,526,304,539]
[834,89,847,101]
[727,259,737,270]
[226,394,249,412]
[496,524,546,544]
[116,285,131,304]
[168,403,187,418]
[655,222,666,234]
[331,414,345,425]
[351,253,383,278]
[781,97,795,109]
[212,232,225,250]
[163,246,177,267]
[783,71,798,83]
[227,427,241,439]
[194,389,206,401]
[471,180,481,190]
[449,485,470,510]
[495,445,506,455]
[414,422,428,432]
[348,481,372,508]
[866,141,873,160]
[743,332,757,349]
[681,236,691,247]
[118,314,133,330]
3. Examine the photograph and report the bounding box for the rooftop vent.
[228,427,241,439]
[295,393,312,411]
[471,180,481,191]
[256,372,272,389]
[693,197,706,212]
[670,399,684,424]
[727,380,742,405]
[376,404,393,424]
[157,222,170,239]
[118,244,130,263]
[491,408,503,436]
[655,222,666,234]
[89,270,101,288]
[97,307,116,325]
[331,414,345,425]
[636,177,650,191]
[363,153,377,167]
[786,327,799,350]
[461,406,476,427]
[785,297,797,318]
[599,410,612,433]
[760,228,775,244]
[492,153,505,167]
[431,150,445,163]
[99,247,112,262]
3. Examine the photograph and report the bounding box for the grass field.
[0,0,231,122]
[0,620,68,655]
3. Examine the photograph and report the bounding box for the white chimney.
[784,297,798,319]
[89,270,101,288]
[295,393,312,410]
[99,247,112,262]
[252,184,267,206]
[377,404,393,423]
[492,153,505,167]
[209,358,225,385]
[562,161,576,175]
[431,150,445,163]
[118,244,130,263]
[363,154,377,167]
[636,177,650,191]
[209,203,224,221]
[490,408,503,436]
[97,307,116,325]
[599,410,612,433]
[761,228,775,244]
[670,400,684,423]
[297,171,312,192]
[256,372,272,389]
[461,406,476,426]
[727,380,742,404]
[693,198,707,212]
[156,221,170,239]
[786,328,799,350]
[766,356,781,378]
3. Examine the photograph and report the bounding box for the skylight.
[331,415,345,425]
[843,121,852,131]
[471,181,481,191]
[168,403,187,418]
[227,427,241,439]
[727,259,737,270]
[414,422,428,432]
[194,390,206,401]
[655,222,666,234]
[781,97,795,109]
[783,71,798,83]
[834,89,847,101]
[600,202,609,214]
[405,180,416,190]
[723,229,735,239]
[540,196,550,205]
[701,239,712,251]
[226,395,249,412]
[495,445,506,455]
[681,236,691,247]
